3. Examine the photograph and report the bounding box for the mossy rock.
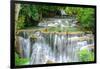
[42,28,48,32]
[30,34,37,43]
[30,34,37,39]
[46,60,55,64]
[16,31,28,39]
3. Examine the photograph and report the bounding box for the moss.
[46,60,55,64]
[43,28,48,32]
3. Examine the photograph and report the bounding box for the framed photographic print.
[10,1,96,68]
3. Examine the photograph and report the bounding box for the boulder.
[30,34,37,43]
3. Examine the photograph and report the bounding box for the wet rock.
[30,34,37,44]
[88,45,94,52]
[16,31,28,39]
[15,36,23,58]
[46,60,55,64]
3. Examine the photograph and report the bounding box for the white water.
[19,37,30,58]
[18,18,94,64]
[18,32,94,64]
[30,34,52,64]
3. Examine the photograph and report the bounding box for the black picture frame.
[10,1,97,68]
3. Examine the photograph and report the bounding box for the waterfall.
[18,31,94,64]
[17,17,94,64]
[30,33,52,64]
[19,37,30,58]
[52,34,68,62]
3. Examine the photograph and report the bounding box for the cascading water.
[30,32,52,64]
[17,18,94,64]
[52,34,68,62]
[18,36,30,58]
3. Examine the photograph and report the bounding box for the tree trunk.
[15,4,21,22]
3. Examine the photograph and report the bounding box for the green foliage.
[16,15,25,29]
[78,8,95,32]
[20,4,39,20]
[65,7,80,15]
[16,4,39,29]
[16,4,95,32]
[19,4,62,21]
[65,7,95,32]
[16,4,63,30]
[15,53,29,66]
[78,49,94,62]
